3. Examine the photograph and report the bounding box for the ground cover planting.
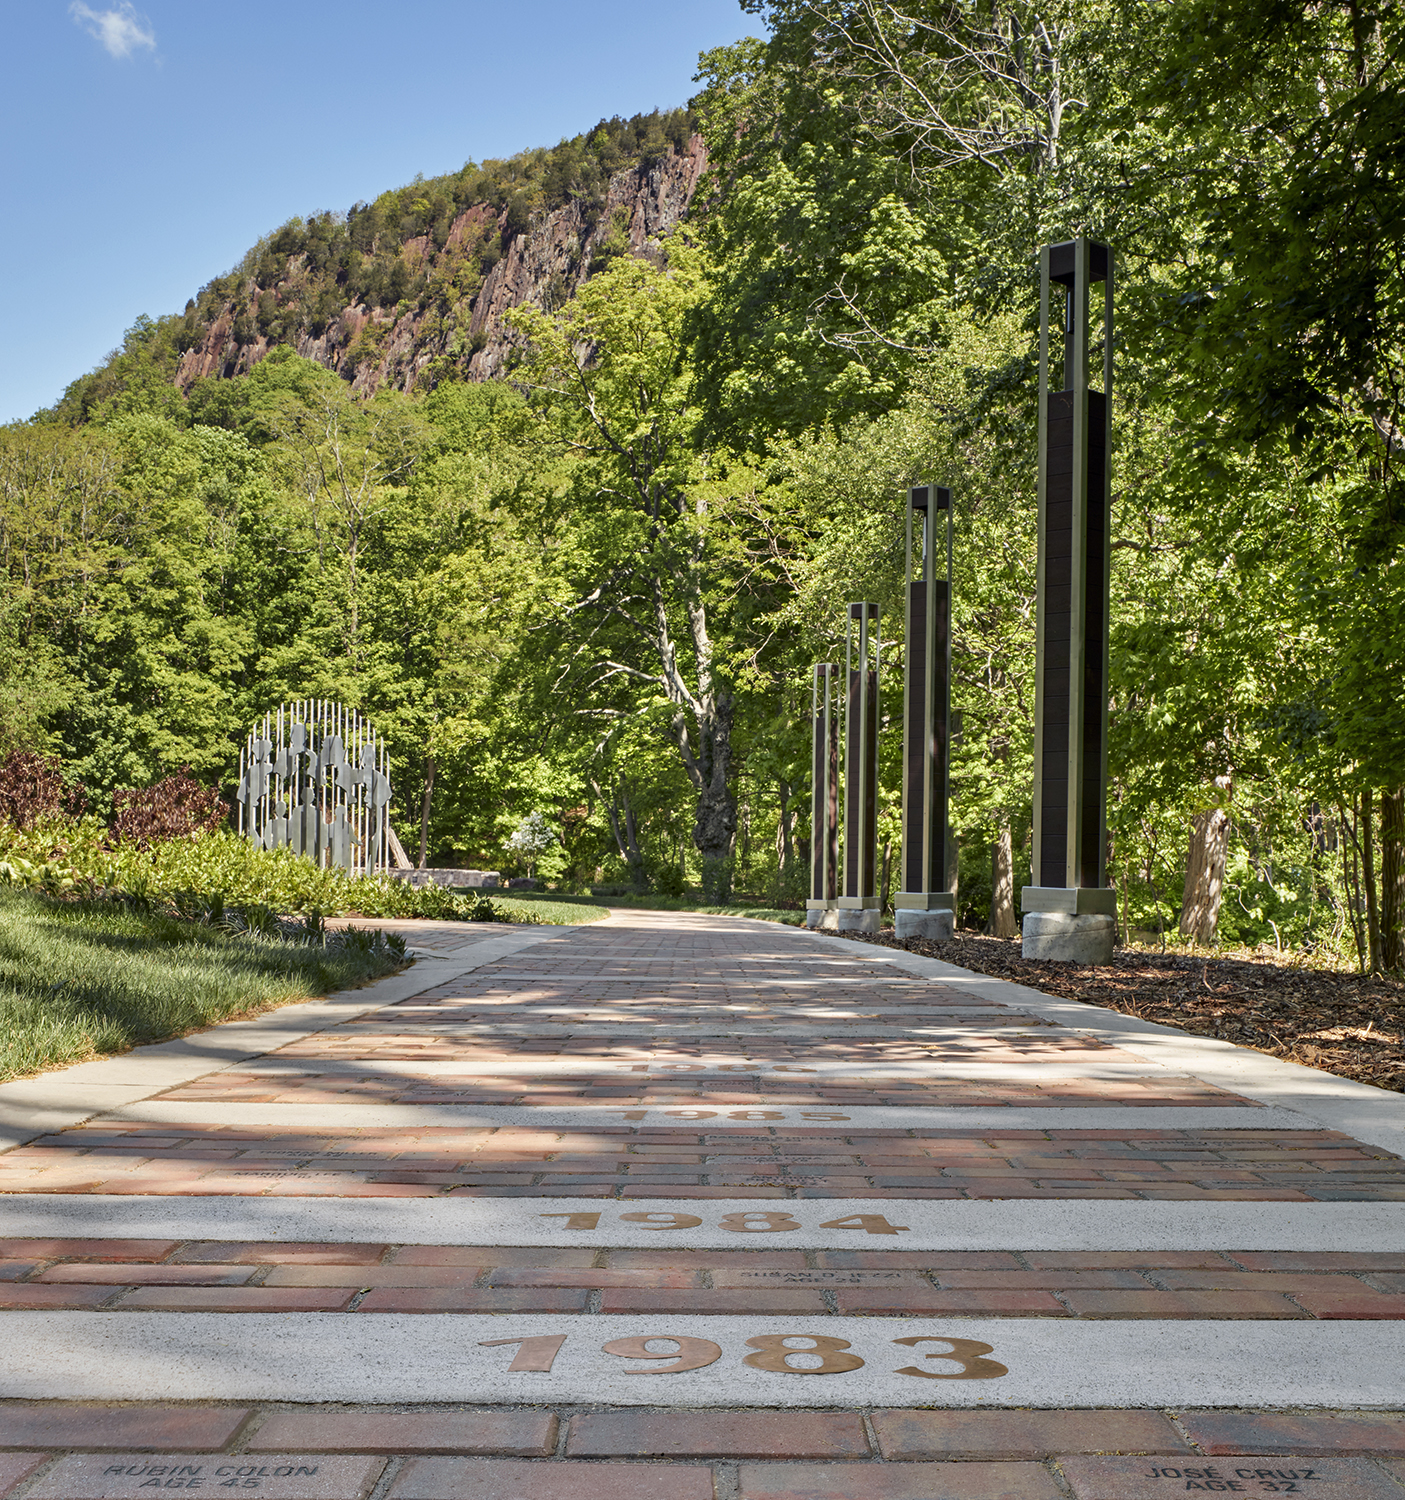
[470,892,607,925]
[0,889,405,1081]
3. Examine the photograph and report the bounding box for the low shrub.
[0,818,523,924]
[0,751,86,830]
[110,768,227,847]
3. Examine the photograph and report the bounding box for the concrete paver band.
[0,1311,1402,1407]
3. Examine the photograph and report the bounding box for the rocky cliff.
[174,136,708,398]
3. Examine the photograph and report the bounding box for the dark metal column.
[1022,236,1116,957]
[837,603,881,930]
[805,662,840,926]
[894,483,955,937]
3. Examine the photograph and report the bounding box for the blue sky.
[0,0,758,423]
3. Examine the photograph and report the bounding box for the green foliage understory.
[0,819,523,924]
[0,888,404,1082]
[5,0,1404,973]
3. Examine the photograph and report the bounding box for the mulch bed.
[838,929,1405,1096]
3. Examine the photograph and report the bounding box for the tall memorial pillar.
[894,483,955,942]
[805,662,840,930]
[836,602,881,934]
[1022,236,1117,963]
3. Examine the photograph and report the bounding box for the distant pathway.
[1,910,1404,1499]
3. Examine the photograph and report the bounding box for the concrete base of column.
[805,908,840,930]
[834,909,880,935]
[1021,911,1115,964]
[894,908,954,943]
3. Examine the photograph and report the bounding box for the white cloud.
[70,1,156,59]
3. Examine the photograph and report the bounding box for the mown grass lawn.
[499,890,803,926]
[0,889,405,1082]
[482,892,609,925]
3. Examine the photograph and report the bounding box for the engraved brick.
[711,1269,919,1287]
[0,1455,45,1496]
[1057,1455,1404,1500]
[27,1455,383,1500]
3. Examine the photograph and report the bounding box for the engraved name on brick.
[1058,1457,1405,1500]
[28,1456,384,1500]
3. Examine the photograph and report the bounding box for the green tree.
[1121,0,1405,967]
[509,247,753,896]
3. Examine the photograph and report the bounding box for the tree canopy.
[5,0,1403,970]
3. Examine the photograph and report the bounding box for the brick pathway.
[1,910,1404,1499]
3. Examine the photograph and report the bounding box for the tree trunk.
[1337,797,1368,975]
[880,837,892,921]
[692,689,736,902]
[603,779,649,892]
[988,819,1017,938]
[776,777,795,873]
[1179,776,1232,944]
[1382,786,1404,973]
[1363,787,1382,973]
[416,754,435,870]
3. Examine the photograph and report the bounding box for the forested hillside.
[3,1,1402,972]
[43,110,702,421]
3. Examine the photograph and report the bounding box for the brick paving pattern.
[0,1239,1402,1317]
[2,1123,1397,1200]
[1,910,1403,1497]
[3,1404,1405,1499]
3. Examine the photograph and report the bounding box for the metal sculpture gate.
[237,701,393,876]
